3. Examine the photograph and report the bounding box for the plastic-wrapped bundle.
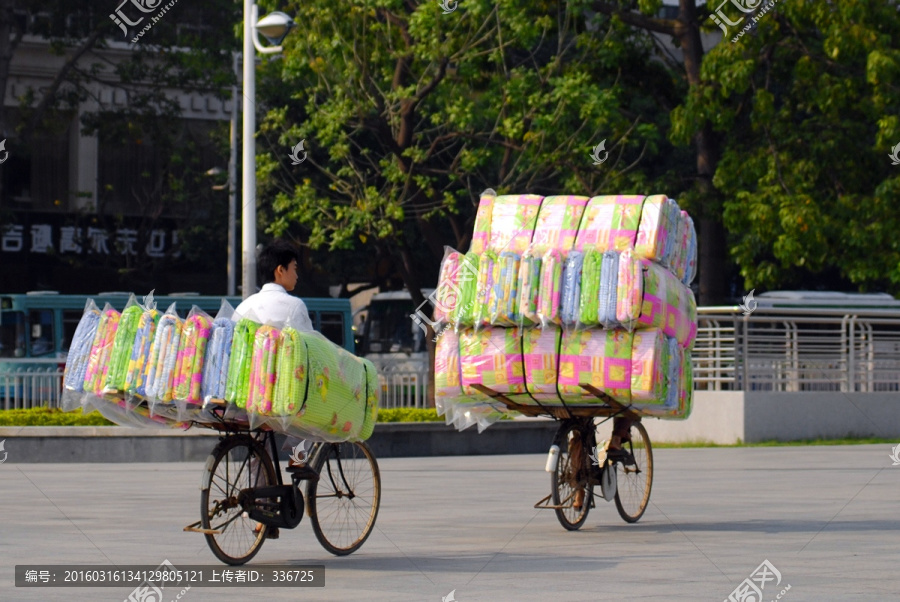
[103,303,143,395]
[145,312,182,402]
[356,359,379,441]
[578,249,603,328]
[83,306,121,395]
[616,248,642,330]
[435,328,464,402]
[517,253,541,326]
[660,198,682,269]
[201,317,234,402]
[634,195,672,264]
[451,252,480,328]
[271,326,307,416]
[124,309,159,395]
[682,212,698,285]
[630,328,669,404]
[62,300,101,394]
[486,194,543,255]
[489,251,521,326]
[529,195,589,255]
[667,202,687,275]
[470,191,496,255]
[522,326,561,403]
[298,333,367,440]
[636,259,697,349]
[472,250,497,328]
[246,325,279,414]
[225,318,259,407]
[536,249,564,327]
[665,337,682,410]
[434,250,463,325]
[558,328,632,403]
[575,195,645,252]
[172,310,212,404]
[598,251,620,329]
[679,351,694,419]
[560,251,584,327]
[459,326,526,396]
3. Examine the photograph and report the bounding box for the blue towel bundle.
[63,303,101,391]
[560,251,584,327]
[202,317,235,402]
[598,250,620,329]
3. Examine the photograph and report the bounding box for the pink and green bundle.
[470,192,496,255]
[435,329,464,401]
[472,250,497,328]
[124,309,159,395]
[558,328,632,403]
[295,333,367,440]
[103,305,144,395]
[459,327,526,396]
[63,303,101,392]
[636,259,697,348]
[529,195,589,256]
[615,248,643,330]
[517,253,542,326]
[83,308,120,395]
[575,195,645,252]
[434,251,464,325]
[145,313,182,403]
[201,318,233,402]
[356,359,379,441]
[488,251,521,326]
[536,249,564,326]
[246,325,279,413]
[522,326,561,403]
[172,313,212,404]
[271,326,307,416]
[225,318,259,407]
[486,194,542,255]
[630,328,669,405]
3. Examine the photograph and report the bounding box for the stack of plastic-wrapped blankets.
[433,193,697,431]
[61,295,378,442]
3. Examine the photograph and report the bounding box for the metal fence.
[0,359,65,410]
[694,307,900,392]
[367,357,430,409]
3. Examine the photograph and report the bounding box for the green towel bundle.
[451,252,480,327]
[272,326,308,416]
[356,359,379,441]
[103,304,143,394]
[225,318,259,407]
[578,249,603,328]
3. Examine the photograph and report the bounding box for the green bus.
[0,291,355,359]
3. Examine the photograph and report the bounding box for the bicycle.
[472,383,653,531]
[184,403,381,565]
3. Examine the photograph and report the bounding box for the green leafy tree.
[255,0,680,307]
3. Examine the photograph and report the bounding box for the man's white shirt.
[233,283,314,331]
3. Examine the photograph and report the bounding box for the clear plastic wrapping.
[201,300,235,404]
[61,299,101,411]
[102,294,142,396]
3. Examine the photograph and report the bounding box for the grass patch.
[0,407,114,427]
[376,408,443,422]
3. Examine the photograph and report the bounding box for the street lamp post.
[241,1,295,299]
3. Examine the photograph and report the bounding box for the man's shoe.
[267,527,280,540]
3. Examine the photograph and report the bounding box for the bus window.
[62,310,83,352]
[0,311,26,358]
[319,312,345,348]
[29,310,55,356]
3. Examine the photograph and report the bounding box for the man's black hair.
[258,239,300,284]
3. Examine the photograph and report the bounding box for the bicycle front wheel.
[613,421,653,523]
[308,441,381,555]
[551,421,593,531]
[200,435,277,565]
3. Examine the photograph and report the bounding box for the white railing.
[367,357,430,409]
[694,307,900,392]
[0,359,65,410]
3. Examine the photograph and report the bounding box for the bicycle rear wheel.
[551,421,593,531]
[308,441,381,555]
[201,435,277,565]
[613,421,653,523]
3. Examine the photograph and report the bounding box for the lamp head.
[255,11,295,46]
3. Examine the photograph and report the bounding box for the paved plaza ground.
[1,445,898,601]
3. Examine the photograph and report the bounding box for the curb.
[0,420,559,463]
